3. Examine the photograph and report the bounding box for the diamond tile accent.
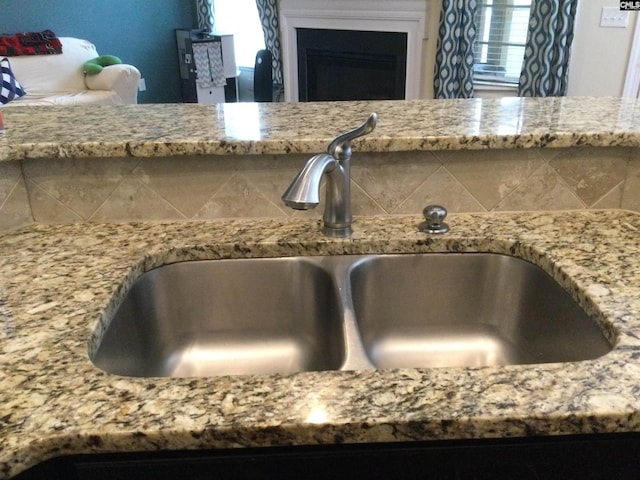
[0,175,32,232]
[27,180,83,223]
[23,157,139,219]
[395,166,485,214]
[622,158,640,211]
[351,151,441,212]
[91,177,185,221]
[350,180,387,216]
[548,147,629,207]
[0,162,22,206]
[438,148,544,210]
[10,146,640,228]
[592,183,623,209]
[133,155,236,218]
[495,163,585,211]
[195,174,286,219]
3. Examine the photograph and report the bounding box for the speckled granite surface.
[3,96,640,161]
[2,211,640,477]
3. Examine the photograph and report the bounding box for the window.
[473,0,532,85]
[213,0,265,68]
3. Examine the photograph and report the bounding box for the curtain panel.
[433,0,478,99]
[256,0,284,101]
[518,0,578,97]
[195,0,215,32]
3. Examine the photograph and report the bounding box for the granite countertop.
[2,96,640,161]
[2,211,640,478]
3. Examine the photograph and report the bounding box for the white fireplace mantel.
[278,0,429,102]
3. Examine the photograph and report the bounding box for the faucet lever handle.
[327,113,378,157]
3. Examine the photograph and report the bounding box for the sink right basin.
[348,254,614,369]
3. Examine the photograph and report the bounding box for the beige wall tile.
[27,180,83,223]
[0,162,22,206]
[133,155,236,218]
[351,151,441,212]
[548,147,629,207]
[350,180,388,216]
[23,157,139,219]
[195,174,287,219]
[592,183,624,209]
[495,163,585,211]
[438,149,545,210]
[0,176,32,232]
[622,157,640,211]
[91,177,185,221]
[395,166,486,214]
[12,145,640,226]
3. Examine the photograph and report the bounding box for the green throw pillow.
[83,55,122,75]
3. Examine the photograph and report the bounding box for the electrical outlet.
[138,78,147,92]
[600,7,630,28]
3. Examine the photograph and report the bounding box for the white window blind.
[473,0,532,85]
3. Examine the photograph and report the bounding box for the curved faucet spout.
[281,113,378,237]
[281,153,338,210]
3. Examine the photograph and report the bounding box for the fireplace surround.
[279,0,429,102]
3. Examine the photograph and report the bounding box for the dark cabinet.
[14,433,640,480]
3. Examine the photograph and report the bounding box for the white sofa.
[1,37,141,107]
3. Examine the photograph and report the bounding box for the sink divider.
[325,256,377,371]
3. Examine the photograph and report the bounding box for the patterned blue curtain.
[518,0,577,97]
[434,0,478,99]
[256,0,284,101]
[195,0,214,32]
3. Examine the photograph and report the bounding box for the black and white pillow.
[1,57,26,104]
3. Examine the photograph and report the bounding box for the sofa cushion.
[0,57,26,104]
[8,37,98,95]
[6,89,121,106]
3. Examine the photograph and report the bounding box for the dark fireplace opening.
[297,28,407,102]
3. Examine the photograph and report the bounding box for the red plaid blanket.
[0,30,62,56]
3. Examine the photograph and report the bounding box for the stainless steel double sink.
[91,254,614,377]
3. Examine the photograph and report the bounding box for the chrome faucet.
[281,113,378,237]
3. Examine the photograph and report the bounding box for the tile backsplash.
[1,146,638,233]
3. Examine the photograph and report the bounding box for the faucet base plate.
[322,225,353,238]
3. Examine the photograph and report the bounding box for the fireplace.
[297,28,407,101]
[279,0,429,102]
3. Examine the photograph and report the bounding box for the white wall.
[568,2,637,96]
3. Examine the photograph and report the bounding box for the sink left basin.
[91,258,345,377]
